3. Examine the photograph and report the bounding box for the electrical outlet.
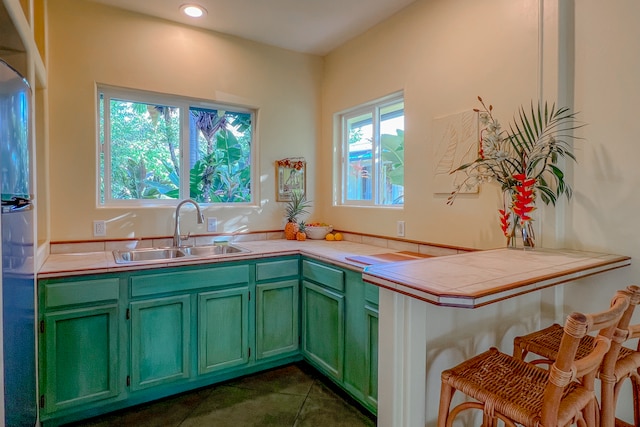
[397,221,405,237]
[93,220,106,237]
[207,217,217,232]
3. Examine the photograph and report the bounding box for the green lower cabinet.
[198,287,249,374]
[343,269,380,414]
[130,295,191,390]
[301,280,345,381]
[41,305,119,414]
[38,256,380,424]
[256,280,299,359]
[364,304,379,408]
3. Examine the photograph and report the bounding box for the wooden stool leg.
[437,381,455,427]
[600,376,616,427]
[632,372,640,427]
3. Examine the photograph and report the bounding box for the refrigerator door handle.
[1,196,31,211]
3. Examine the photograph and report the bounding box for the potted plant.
[284,189,311,240]
[448,96,584,247]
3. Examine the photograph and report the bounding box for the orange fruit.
[325,233,335,241]
[334,232,343,241]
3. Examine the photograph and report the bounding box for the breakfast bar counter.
[363,247,631,308]
[363,247,631,427]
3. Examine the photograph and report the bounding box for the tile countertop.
[39,241,631,310]
[37,239,418,278]
[363,247,631,308]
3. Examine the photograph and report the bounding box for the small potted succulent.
[284,190,311,240]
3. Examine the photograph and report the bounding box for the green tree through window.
[98,87,254,205]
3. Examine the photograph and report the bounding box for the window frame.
[97,85,257,208]
[336,92,404,208]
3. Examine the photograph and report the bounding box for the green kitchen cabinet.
[364,304,379,408]
[301,258,378,414]
[301,259,345,381]
[343,269,379,414]
[38,254,379,424]
[255,258,300,360]
[129,295,191,390]
[198,286,249,374]
[38,276,121,416]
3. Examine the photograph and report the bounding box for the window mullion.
[372,106,380,205]
[102,94,112,204]
[180,104,190,199]
[341,115,349,204]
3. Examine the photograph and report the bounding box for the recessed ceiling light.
[180,4,207,18]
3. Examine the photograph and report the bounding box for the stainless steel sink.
[113,244,249,264]
[180,244,248,257]
[113,247,186,263]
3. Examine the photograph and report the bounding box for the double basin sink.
[113,244,249,264]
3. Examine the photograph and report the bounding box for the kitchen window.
[337,93,404,206]
[98,85,255,206]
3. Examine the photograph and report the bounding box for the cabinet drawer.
[302,260,344,293]
[44,278,120,308]
[256,259,299,281]
[364,283,379,306]
[131,265,249,297]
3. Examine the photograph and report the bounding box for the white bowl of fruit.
[305,222,334,239]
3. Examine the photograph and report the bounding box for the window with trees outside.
[98,86,254,206]
[338,93,404,206]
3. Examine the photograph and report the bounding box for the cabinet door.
[41,305,119,414]
[364,305,379,408]
[256,280,299,360]
[302,280,344,381]
[198,287,249,374]
[130,295,190,391]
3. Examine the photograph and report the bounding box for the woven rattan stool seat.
[513,285,640,427]
[438,290,632,427]
[441,347,591,426]
[514,323,635,363]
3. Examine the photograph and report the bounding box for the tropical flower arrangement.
[447,96,583,247]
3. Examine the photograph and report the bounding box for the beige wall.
[47,0,322,241]
[563,1,640,326]
[321,0,541,249]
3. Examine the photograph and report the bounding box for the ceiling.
[87,0,417,55]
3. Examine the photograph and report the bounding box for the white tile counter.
[363,247,631,308]
[38,239,430,277]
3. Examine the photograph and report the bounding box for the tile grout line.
[176,387,216,427]
[291,377,316,426]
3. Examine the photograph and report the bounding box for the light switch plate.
[397,221,405,237]
[207,217,217,232]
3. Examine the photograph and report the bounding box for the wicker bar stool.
[513,285,640,427]
[437,290,630,427]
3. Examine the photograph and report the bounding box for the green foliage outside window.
[99,88,253,204]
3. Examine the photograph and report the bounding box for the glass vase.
[507,222,535,249]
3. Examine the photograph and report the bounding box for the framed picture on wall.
[276,158,306,201]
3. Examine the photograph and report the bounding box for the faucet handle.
[179,232,192,245]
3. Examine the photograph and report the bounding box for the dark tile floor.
[65,363,376,427]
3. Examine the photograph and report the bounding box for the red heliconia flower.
[512,174,535,223]
[498,209,511,236]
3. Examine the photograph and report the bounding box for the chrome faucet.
[173,199,204,247]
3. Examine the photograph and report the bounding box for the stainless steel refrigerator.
[0,59,36,426]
